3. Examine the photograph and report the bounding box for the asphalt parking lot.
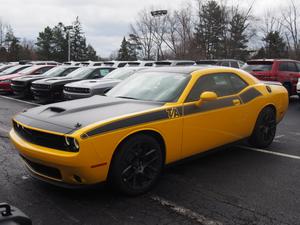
[0,95,299,225]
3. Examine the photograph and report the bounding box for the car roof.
[247,59,300,62]
[140,66,216,74]
[155,60,195,63]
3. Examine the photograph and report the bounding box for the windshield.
[106,72,190,102]
[242,62,273,72]
[18,66,40,74]
[43,67,78,77]
[104,68,137,80]
[0,65,30,75]
[66,67,95,79]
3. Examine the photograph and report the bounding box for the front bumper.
[10,129,109,186]
[31,87,59,101]
[11,83,29,96]
[0,82,13,92]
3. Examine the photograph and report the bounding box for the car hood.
[0,73,22,81]
[65,78,121,89]
[15,75,43,80]
[13,75,44,83]
[33,77,80,86]
[14,95,164,134]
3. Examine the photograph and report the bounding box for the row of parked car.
[0,58,300,103]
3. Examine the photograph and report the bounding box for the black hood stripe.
[85,108,182,137]
[14,114,74,134]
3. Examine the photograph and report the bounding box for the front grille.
[32,83,51,89]
[21,155,62,180]
[11,80,25,86]
[64,87,90,93]
[13,121,69,151]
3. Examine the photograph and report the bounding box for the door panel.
[181,73,255,158]
[182,96,246,158]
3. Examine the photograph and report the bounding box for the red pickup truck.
[243,59,300,96]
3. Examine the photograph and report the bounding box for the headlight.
[65,136,80,152]
[1,79,11,83]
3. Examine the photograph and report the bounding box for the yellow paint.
[9,67,289,185]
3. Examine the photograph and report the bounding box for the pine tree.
[35,19,97,62]
[263,31,287,58]
[194,1,227,59]
[36,26,54,60]
[52,22,68,61]
[117,37,130,60]
[228,11,249,60]
[86,44,98,60]
[70,17,87,61]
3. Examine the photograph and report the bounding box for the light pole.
[150,10,168,61]
[65,25,73,62]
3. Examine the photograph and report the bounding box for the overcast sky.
[0,0,288,57]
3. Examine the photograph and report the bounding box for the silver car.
[63,67,147,100]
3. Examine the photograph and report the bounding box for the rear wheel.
[249,107,276,148]
[109,134,163,195]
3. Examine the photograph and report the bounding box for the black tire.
[249,107,276,148]
[109,134,164,196]
[283,83,291,97]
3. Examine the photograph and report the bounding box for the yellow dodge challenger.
[10,66,288,195]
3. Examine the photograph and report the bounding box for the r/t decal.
[166,108,181,119]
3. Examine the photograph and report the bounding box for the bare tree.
[130,9,156,60]
[167,6,194,58]
[281,0,299,57]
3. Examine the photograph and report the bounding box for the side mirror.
[196,91,218,107]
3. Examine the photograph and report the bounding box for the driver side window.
[185,73,248,102]
[89,69,103,79]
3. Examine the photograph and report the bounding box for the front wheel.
[109,134,164,195]
[249,107,277,148]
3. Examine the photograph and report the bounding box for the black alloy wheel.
[109,134,163,195]
[249,107,276,148]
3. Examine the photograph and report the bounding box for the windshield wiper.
[116,96,139,100]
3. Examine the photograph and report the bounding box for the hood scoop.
[40,107,66,116]
[48,107,66,113]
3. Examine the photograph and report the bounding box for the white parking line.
[0,95,40,106]
[238,145,300,160]
[151,195,222,225]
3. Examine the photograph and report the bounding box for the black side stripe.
[240,88,262,103]
[84,88,262,137]
[85,108,181,137]
[184,97,236,115]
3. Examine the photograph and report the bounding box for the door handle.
[232,99,241,106]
